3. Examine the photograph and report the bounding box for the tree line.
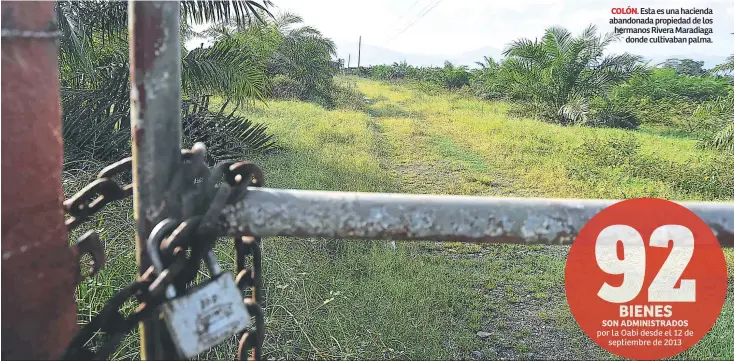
[361,25,734,154]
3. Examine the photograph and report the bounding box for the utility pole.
[347,54,351,68]
[357,36,361,68]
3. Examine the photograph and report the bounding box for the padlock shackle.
[203,250,222,276]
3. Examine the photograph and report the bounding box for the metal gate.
[2,1,733,360]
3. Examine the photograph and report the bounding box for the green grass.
[67,76,734,360]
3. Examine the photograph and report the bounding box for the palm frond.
[181,0,274,26]
[181,96,276,161]
[182,37,267,104]
[558,95,589,125]
[708,121,734,154]
[710,54,734,75]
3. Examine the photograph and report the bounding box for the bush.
[330,82,367,112]
[610,96,698,127]
[442,66,470,89]
[371,65,398,81]
[614,68,729,103]
[696,90,734,154]
[269,74,304,100]
[609,68,731,128]
[588,101,640,129]
[571,132,734,199]
[577,133,640,168]
[365,62,472,91]
[629,152,734,199]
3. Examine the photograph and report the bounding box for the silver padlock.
[148,219,251,359]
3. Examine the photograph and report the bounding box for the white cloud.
[185,0,733,66]
[270,0,733,59]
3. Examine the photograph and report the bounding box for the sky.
[187,0,734,66]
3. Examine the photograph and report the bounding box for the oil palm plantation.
[502,24,645,126]
[57,0,275,165]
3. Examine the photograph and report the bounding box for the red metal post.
[1,1,79,360]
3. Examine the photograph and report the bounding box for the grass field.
[67,76,734,360]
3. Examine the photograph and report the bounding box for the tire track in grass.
[360,87,602,360]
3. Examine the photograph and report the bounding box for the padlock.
[147,219,251,359]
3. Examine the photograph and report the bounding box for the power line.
[383,0,428,42]
[387,0,444,43]
[388,0,440,42]
[392,0,423,27]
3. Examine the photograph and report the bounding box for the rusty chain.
[64,157,133,284]
[64,157,133,230]
[230,162,266,361]
[61,144,268,361]
[60,253,189,360]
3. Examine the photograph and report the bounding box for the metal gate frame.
[124,2,734,358]
[2,1,733,359]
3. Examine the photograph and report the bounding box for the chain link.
[61,144,268,361]
[64,157,133,231]
[65,157,133,286]
[228,162,266,361]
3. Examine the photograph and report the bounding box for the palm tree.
[710,54,734,75]
[56,0,276,165]
[502,24,645,125]
[475,56,499,70]
[697,90,734,155]
[266,12,337,99]
[199,11,338,101]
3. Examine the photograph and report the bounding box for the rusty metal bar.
[1,1,79,359]
[218,188,734,246]
[129,1,183,359]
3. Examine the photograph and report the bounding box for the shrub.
[696,90,734,154]
[610,96,699,127]
[577,133,640,168]
[588,101,640,129]
[609,68,732,129]
[441,63,471,89]
[269,74,304,100]
[572,132,734,199]
[371,65,396,81]
[614,68,729,103]
[330,82,367,112]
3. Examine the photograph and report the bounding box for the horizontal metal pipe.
[217,188,734,247]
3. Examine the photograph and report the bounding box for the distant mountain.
[334,39,729,69]
[334,40,501,68]
[641,54,729,70]
[334,40,445,67]
[449,46,504,68]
